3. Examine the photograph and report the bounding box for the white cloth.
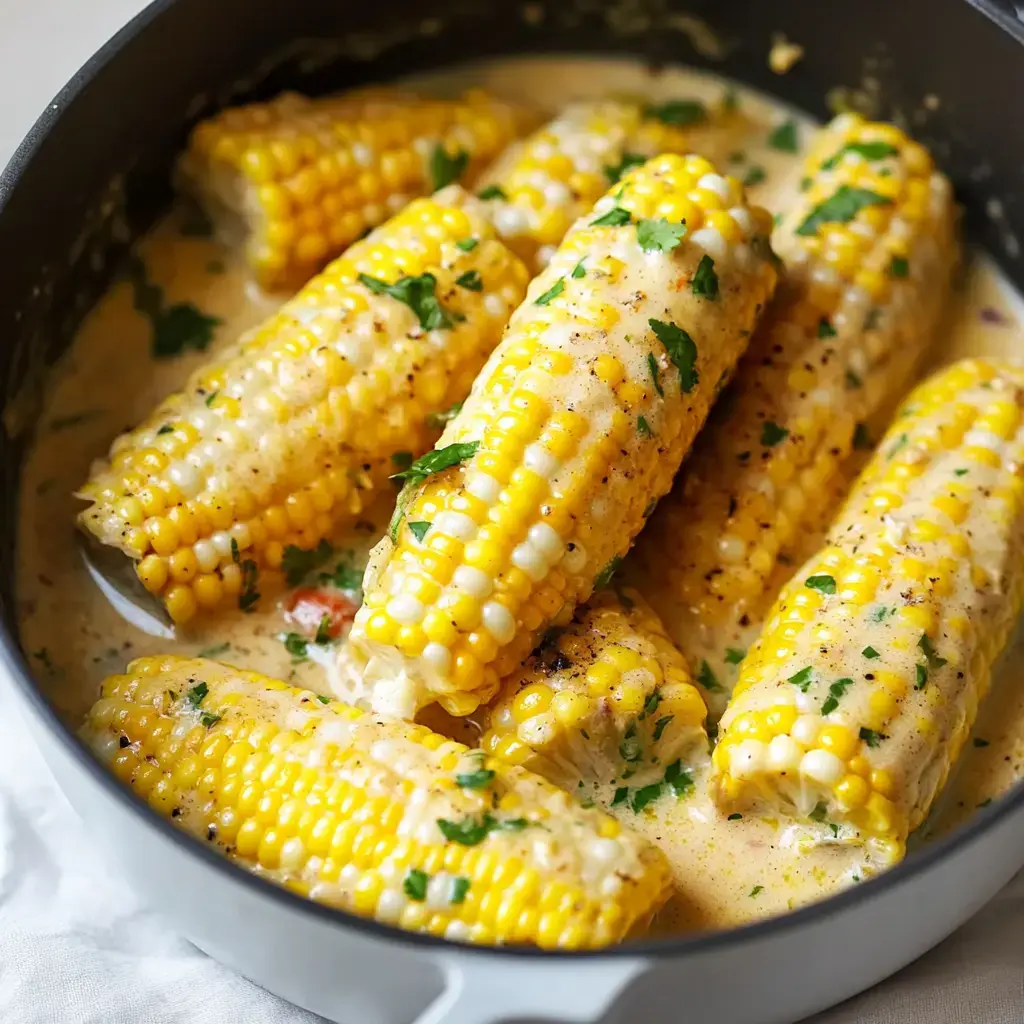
[2,3,1024,1022]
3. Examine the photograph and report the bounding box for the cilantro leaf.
[358,272,455,330]
[649,318,698,393]
[796,186,892,237]
[281,539,334,587]
[186,682,209,708]
[591,206,632,227]
[691,255,719,299]
[697,660,722,692]
[403,868,429,901]
[805,574,837,595]
[604,151,647,183]
[821,141,899,170]
[429,145,469,191]
[594,556,622,590]
[407,520,431,543]
[534,278,565,305]
[788,666,815,692]
[477,184,508,201]
[644,99,707,126]
[761,421,789,447]
[456,269,483,292]
[647,352,664,398]
[767,120,799,153]
[636,217,687,253]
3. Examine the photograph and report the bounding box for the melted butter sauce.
[14,56,1024,936]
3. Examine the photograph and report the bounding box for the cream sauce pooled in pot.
[14,56,1024,934]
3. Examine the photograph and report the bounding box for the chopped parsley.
[652,716,674,742]
[534,278,565,305]
[743,165,767,187]
[691,255,719,300]
[919,634,947,670]
[571,258,587,279]
[640,691,662,719]
[637,415,652,438]
[749,885,764,897]
[767,120,799,153]
[818,316,837,339]
[426,400,464,430]
[238,559,260,611]
[649,318,698,393]
[853,423,873,450]
[954,468,969,477]
[390,442,480,537]
[619,724,643,764]
[282,633,309,660]
[477,184,508,201]
[761,421,789,447]
[804,574,837,595]
[869,605,894,622]
[281,539,335,587]
[821,677,853,716]
[725,647,746,665]
[591,206,632,227]
[697,660,722,692]
[456,269,483,292]
[157,424,175,435]
[604,151,647,183]
[862,646,880,660]
[887,433,909,460]
[631,783,663,813]
[316,694,332,704]
[795,186,892,237]
[455,237,478,252]
[318,553,364,592]
[403,868,429,901]
[888,256,910,278]
[407,520,431,543]
[456,767,496,790]
[809,802,828,822]
[429,145,469,191]
[859,727,885,748]
[436,811,528,843]
[450,877,471,904]
[594,556,622,590]
[644,98,706,125]
[611,787,629,807]
[788,666,815,692]
[647,352,664,398]
[915,664,929,690]
[186,681,209,708]
[314,615,332,646]
[197,642,231,659]
[199,712,221,729]
[391,451,414,472]
[204,391,219,407]
[636,217,687,253]
[821,141,899,170]
[358,272,455,330]
[664,759,693,797]
[126,257,221,359]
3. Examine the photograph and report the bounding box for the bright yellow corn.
[711,359,1024,866]
[77,189,529,624]
[629,114,958,717]
[477,95,741,271]
[479,587,708,792]
[179,88,533,289]
[343,153,778,718]
[84,656,671,948]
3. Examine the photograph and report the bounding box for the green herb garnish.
[281,539,335,587]
[649,318,698,393]
[358,272,455,330]
[456,269,483,292]
[403,868,429,901]
[429,145,469,191]
[796,186,892,237]
[534,278,565,305]
[761,421,789,447]
[805,574,837,595]
[637,217,687,253]
[407,521,431,543]
[691,254,719,299]
[767,120,799,152]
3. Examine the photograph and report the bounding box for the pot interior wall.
[0,0,1022,686]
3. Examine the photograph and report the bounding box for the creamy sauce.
[14,56,1024,936]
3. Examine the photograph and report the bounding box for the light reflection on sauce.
[14,56,1024,935]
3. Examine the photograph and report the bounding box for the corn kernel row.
[77,189,529,624]
[84,656,671,948]
[711,359,1024,865]
[630,113,958,718]
[342,153,778,719]
[179,88,533,289]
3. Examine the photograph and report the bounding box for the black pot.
[3,3,1024,1022]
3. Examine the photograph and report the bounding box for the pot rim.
[3,0,1024,964]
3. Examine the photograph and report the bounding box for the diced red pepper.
[285,587,357,639]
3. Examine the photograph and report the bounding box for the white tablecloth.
[2,3,1024,1021]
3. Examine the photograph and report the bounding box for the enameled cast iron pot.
[3,2,1024,1021]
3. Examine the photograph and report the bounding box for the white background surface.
[1,2,1024,1022]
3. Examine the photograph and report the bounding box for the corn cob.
[628,114,958,718]
[179,88,532,290]
[84,656,671,948]
[710,359,1024,865]
[77,189,530,625]
[477,96,741,271]
[479,587,708,792]
[342,154,778,719]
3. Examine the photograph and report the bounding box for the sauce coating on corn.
[179,88,533,290]
[711,359,1024,865]
[630,114,958,717]
[76,190,529,624]
[480,587,709,792]
[84,656,671,948]
[477,96,741,271]
[344,153,778,719]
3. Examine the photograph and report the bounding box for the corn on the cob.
[479,587,708,792]
[342,154,778,719]
[179,89,532,290]
[629,114,958,718]
[77,189,529,625]
[84,656,671,948]
[710,359,1024,865]
[477,96,741,271]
